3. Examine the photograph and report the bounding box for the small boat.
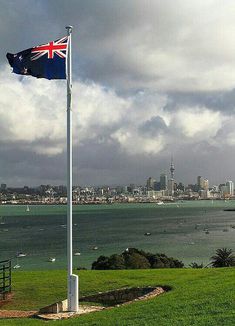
[48,257,56,262]
[13,264,21,269]
[16,252,27,258]
[157,201,164,205]
[205,231,210,234]
[74,252,81,256]
[26,205,30,212]
[92,246,98,250]
[144,232,151,236]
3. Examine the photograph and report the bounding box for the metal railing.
[0,259,11,300]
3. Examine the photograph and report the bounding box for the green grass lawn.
[0,268,234,325]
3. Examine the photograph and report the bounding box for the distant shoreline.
[0,198,234,206]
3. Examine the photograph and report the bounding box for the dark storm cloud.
[0,143,66,186]
[139,116,168,137]
[165,90,235,113]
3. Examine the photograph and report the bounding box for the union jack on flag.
[31,36,68,61]
[6,35,69,80]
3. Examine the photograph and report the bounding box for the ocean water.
[0,201,234,270]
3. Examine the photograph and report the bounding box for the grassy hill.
[0,268,234,325]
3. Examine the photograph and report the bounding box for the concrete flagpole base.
[68,274,79,312]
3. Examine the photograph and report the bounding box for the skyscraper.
[197,176,203,189]
[197,176,209,190]
[160,174,168,190]
[146,177,156,190]
[226,181,234,196]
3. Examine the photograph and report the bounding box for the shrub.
[91,248,184,270]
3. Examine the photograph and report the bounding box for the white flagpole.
[66,25,78,312]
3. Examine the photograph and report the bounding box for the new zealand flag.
[6,36,68,80]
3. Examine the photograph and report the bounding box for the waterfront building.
[226,181,234,196]
[127,184,135,193]
[146,190,164,199]
[160,174,168,190]
[146,177,156,190]
[221,185,229,197]
[212,185,219,192]
[154,181,161,191]
[1,184,7,191]
[197,176,209,190]
[197,176,204,189]
[203,179,209,191]
[199,189,210,199]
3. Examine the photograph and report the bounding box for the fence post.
[0,259,11,301]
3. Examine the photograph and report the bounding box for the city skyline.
[1,1,235,186]
[1,171,234,190]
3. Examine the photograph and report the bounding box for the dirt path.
[0,310,37,318]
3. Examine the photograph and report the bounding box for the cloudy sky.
[1,0,235,187]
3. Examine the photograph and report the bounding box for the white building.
[226,181,234,196]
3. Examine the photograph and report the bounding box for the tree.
[91,255,110,270]
[210,248,235,267]
[125,252,151,269]
[108,254,126,270]
[92,248,184,270]
[189,262,204,269]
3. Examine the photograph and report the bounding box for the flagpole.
[66,25,78,312]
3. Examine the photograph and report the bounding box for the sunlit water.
[0,201,234,270]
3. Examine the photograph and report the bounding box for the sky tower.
[170,156,175,179]
[169,156,175,196]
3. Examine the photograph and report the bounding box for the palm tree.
[210,248,235,267]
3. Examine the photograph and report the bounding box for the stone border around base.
[37,286,166,320]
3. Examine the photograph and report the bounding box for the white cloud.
[172,108,223,139]
[0,66,129,155]
[112,128,166,155]
[0,65,233,160]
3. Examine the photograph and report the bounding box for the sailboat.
[26,205,30,212]
[16,252,27,258]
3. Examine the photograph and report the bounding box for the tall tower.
[169,156,175,196]
[170,156,175,180]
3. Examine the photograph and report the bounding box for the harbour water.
[0,201,234,270]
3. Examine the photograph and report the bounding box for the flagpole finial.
[66,26,73,34]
